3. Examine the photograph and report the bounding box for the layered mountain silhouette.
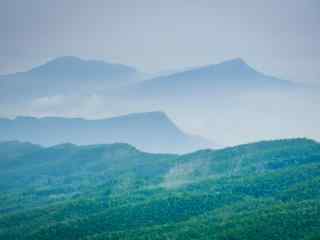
[130,58,294,98]
[0,57,296,103]
[0,111,213,153]
[0,56,316,146]
[0,56,140,102]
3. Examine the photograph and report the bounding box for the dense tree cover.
[0,138,319,239]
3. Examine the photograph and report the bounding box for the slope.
[0,138,319,239]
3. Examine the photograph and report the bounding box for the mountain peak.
[224,57,247,66]
[138,111,169,119]
[215,58,252,70]
[194,57,258,78]
[46,56,115,67]
[33,56,84,70]
[168,58,255,77]
[28,56,137,74]
[50,56,82,63]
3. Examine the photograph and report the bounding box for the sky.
[1,0,319,84]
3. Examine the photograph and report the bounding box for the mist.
[1,58,319,147]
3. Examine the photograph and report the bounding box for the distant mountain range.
[129,58,295,98]
[0,138,319,239]
[0,56,317,146]
[0,56,141,102]
[0,111,213,153]
[0,57,297,103]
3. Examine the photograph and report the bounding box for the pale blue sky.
[1,0,319,84]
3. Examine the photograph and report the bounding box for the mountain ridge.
[0,56,141,102]
[1,56,138,77]
[129,58,295,98]
[0,138,319,240]
[0,111,214,153]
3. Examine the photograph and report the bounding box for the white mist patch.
[161,161,208,189]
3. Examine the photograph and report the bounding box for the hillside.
[0,111,213,153]
[0,138,319,240]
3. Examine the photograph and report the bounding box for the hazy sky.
[1,0,319,84]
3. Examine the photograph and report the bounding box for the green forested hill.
[0,138,319,240]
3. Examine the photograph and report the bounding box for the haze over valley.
[1,1,319,239]
[0,56,319,146]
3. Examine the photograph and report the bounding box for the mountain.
[0,57,317,147]
[114,58,317,147]
[0,56,141,102]
[130,58,294,98]
[0,111,213,153]
[0,140,42,160]
[0,138,319,239]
